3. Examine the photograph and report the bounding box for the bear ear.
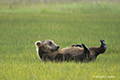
[35,41,42,47]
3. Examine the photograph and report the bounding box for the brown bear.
[54,43,90,62]
[35,40,90,62]
[35,40,59,61]
[72,39,107,61]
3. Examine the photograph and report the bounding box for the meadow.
[0,1,120,80]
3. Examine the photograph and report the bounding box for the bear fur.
[72,39,107,61]
[35,40,90,62]
[35,40,59,61]
[88,39,107,61]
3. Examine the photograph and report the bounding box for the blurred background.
[0,0,120,13]
[0,0,120,4]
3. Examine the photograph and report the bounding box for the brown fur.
[35,40,59,61]
[35,40,90,62]
[88,39,107,61]
[43,47,83,61]
[72,39,107,61]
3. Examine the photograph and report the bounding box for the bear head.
[35,40,59,60]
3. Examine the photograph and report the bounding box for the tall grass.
[0,2,120,80]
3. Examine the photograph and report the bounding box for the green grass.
[0,2,120,80]
[0,2,120,13]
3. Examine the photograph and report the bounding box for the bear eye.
[49,41,52,45]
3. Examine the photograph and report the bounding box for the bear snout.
[57,46,60,50]
[52,46,59,51]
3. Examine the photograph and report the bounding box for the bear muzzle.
[56,46,60,50]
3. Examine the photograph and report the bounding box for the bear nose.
[57,46,60,50]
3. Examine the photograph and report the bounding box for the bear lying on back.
[35,39,107,62]
[35,40,90,62]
